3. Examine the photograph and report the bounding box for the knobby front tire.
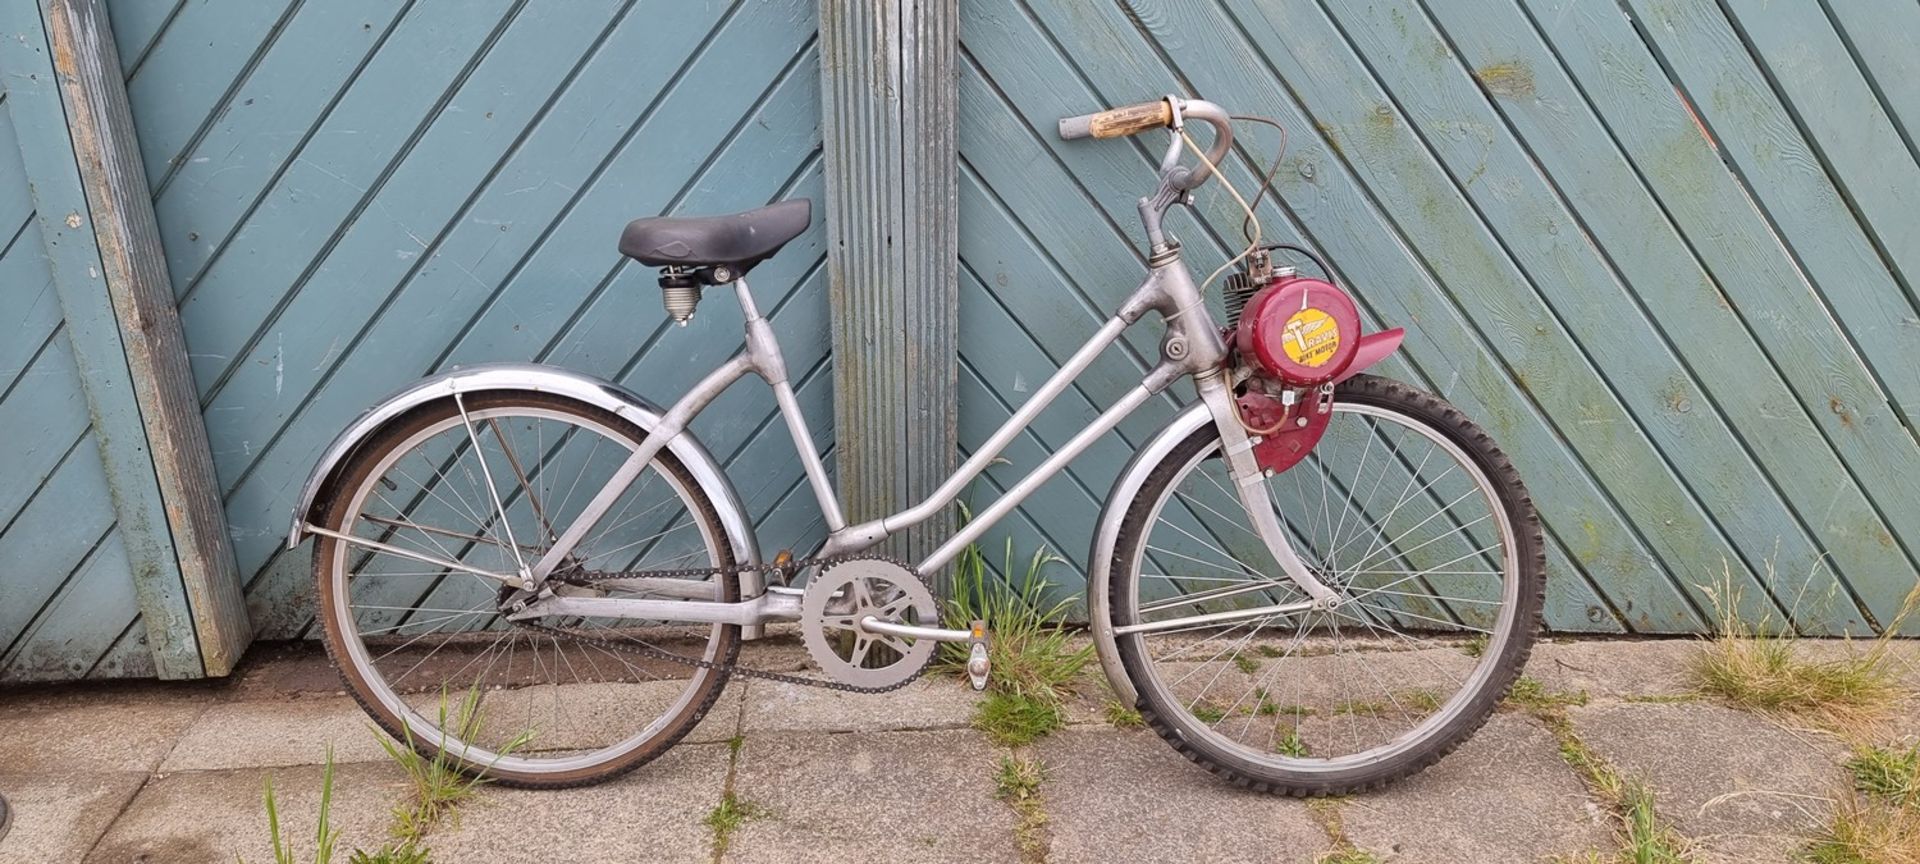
[1109,374,1545,796]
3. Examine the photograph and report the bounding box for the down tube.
[918,377,1166,573]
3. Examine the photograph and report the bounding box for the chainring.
[800,559,939,690]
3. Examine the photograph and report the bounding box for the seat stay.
[528,280,843,581]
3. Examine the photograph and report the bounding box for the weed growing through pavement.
[1102,699,1144,728]
[1801,741,1920,863]
[703,791,767,857]
[1803,792,1920,864]
[1503,676,1590,711]
[1505,675,1691,864]
[245,749,342,864]
[993,755,1050,862]
[940,517,1092,746]
[374,687,532,842]
[1692,563,1918,738]
[1307,798,1383,864]
[243,748,431,864]
[1851,744,1920,809]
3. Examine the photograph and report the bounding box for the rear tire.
[312,390,739,789]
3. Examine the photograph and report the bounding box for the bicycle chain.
[510,554,934,694]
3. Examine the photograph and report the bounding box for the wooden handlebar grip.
[1087,100,1173,139]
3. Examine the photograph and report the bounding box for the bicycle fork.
[1108,373,1341,639]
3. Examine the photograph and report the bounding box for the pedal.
[768,549,795,587]
[966,619,990,692]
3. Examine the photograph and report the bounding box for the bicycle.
[290,95,1544,796]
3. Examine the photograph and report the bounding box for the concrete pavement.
[2,637,1915,863]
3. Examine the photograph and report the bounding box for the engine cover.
[1237,389,1332,475]
[1234,274,1360,387]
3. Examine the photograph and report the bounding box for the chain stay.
[512,554,936,694]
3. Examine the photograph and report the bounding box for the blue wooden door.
[0,91,159,681]
[952,0,1920,635]
[109,0,829,640]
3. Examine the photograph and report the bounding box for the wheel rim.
[324,402,730,776]
[1122,400,1521,774]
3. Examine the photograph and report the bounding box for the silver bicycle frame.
[435,99,1335,630]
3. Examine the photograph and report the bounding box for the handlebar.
[1058,96,1234,191]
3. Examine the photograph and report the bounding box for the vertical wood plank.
[0,0,250,677]
[818,0,960,574]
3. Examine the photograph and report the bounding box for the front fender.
[287,363,763,599]
[1087,400,1214,705]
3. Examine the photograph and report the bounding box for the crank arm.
[855,617,977,643]
[863,618,989,691]
[1197,377,1341,608]
[860,618,998,691]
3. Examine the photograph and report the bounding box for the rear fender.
[287,363,765,621]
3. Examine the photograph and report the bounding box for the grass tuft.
[243,749,432,864]
[1804,794,1920,864]
[974,691,1066,747]
[246,748,342,864]
[346,845,432,864]
[1851,744,1920,808]
[994,755,1045,802]
[1503,676,1590,711]
[374,687,532,842]
[703,791,767,857]
[942,523,1092,746]
[1103,699,1144,729]
[1691,564,1914,737]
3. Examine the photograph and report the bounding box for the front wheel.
[1110,374,1544,795]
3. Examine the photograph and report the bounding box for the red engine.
[1225,260,1393,475]
[1234,272,1361,387]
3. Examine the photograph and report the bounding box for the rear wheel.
[311,391,739,788]
[1110,374,1544,795]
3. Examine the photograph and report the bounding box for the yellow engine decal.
[1280,307,1341,368]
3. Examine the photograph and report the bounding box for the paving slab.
[1033,726,1330,864]
[740,676,982,734]
[85,762,402,864]
[162,684,743,771]
[726,729,1019,863]
[1571,701,1847,863]
[421,743,729,864]
[0,689,207,775]
[1524,639,1701,699]
[86,744,730,864]
[160,696,394,770]
[1339,714,1611,863]
[0,772,145,864]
